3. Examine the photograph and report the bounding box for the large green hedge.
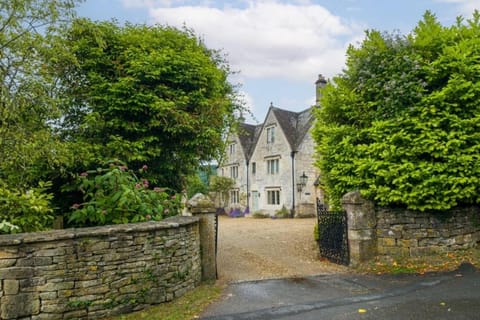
[313,11,480,211]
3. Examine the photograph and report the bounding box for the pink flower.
[119,166,127,171]
[135,183,142,189]
[142,179,149,188]
[80,172,88,177]
[72,203,80,209]
[142,165,148,171]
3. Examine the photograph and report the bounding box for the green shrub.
[275,206,290,219]
[0,221,20,234]
[67,160,182,226]
[252,211,270,219]
[313,11,480,211]
[0,181,54,233]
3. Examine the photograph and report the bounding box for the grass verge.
[105,282,222,320]
[355,247,480,275]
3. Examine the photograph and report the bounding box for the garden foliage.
[0,181,54,233]
[67,161,181,226]
[313,11,480,211]
[58,19,241,190]
[0,0,240,233]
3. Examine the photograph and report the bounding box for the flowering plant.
[68,160,181,226]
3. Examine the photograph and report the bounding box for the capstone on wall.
[0,216,201,320]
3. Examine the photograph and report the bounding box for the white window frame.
[230,165,238,179]
[230,189,240,204]
[266,126,275,144]
[266,189,281,205]
[267,159,279,175]
[229,143,236,155]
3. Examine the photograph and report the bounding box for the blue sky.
[77,0,480,123]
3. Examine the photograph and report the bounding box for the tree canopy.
[0,0,80,188]
[58,19,240,190]
[1,0,242,232]
[313,11,480,211]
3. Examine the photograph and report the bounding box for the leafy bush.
[185,173,209,199]
[313,11,480,211]
[275,206,290,218]
[0,221,20,234]
[209,176,235,208]
[59,19,243,191]
[251,211,270,219]
[0,181,54,233]
[67,160,181,226]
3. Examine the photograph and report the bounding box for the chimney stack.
[315,74,327,106]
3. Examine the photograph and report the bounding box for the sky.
[77,0,480,123]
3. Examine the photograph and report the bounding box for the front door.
[252,191,259,212]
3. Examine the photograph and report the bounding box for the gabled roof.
[237,122,262,160]
[271,106,314,151]
[235,105,315,161]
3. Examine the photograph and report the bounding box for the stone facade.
[0,216,201,320]
[218,75,327,217]
[341,191,480,265]
[220,106,318,217]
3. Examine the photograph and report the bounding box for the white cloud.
[436,0,480,14]
[135,1,364,81]
[237,90,257,120]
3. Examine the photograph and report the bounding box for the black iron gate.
[316,199,349,265]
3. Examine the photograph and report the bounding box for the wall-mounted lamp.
[296,172,308,192]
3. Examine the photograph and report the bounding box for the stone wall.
[377,206,480,257]
[342,191,480,265]
[0,216,201,320]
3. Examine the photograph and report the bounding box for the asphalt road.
[201,263,480,320]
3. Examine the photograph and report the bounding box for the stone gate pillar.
[187,193,217,281]
[341,191,377,266]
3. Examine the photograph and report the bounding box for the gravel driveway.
[216,216,348,283]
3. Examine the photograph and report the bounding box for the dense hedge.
[313,11,480,211]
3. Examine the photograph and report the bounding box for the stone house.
[218,75,326,217]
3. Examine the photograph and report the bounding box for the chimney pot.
[315,74,327,106]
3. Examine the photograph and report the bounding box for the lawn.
[104,282,222,320]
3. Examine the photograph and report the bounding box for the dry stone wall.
[342,191,480,265]
[377,206,480,257]
[0,216,201,320]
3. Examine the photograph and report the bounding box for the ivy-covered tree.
[58,19,242,191]
[313,11,480,211]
